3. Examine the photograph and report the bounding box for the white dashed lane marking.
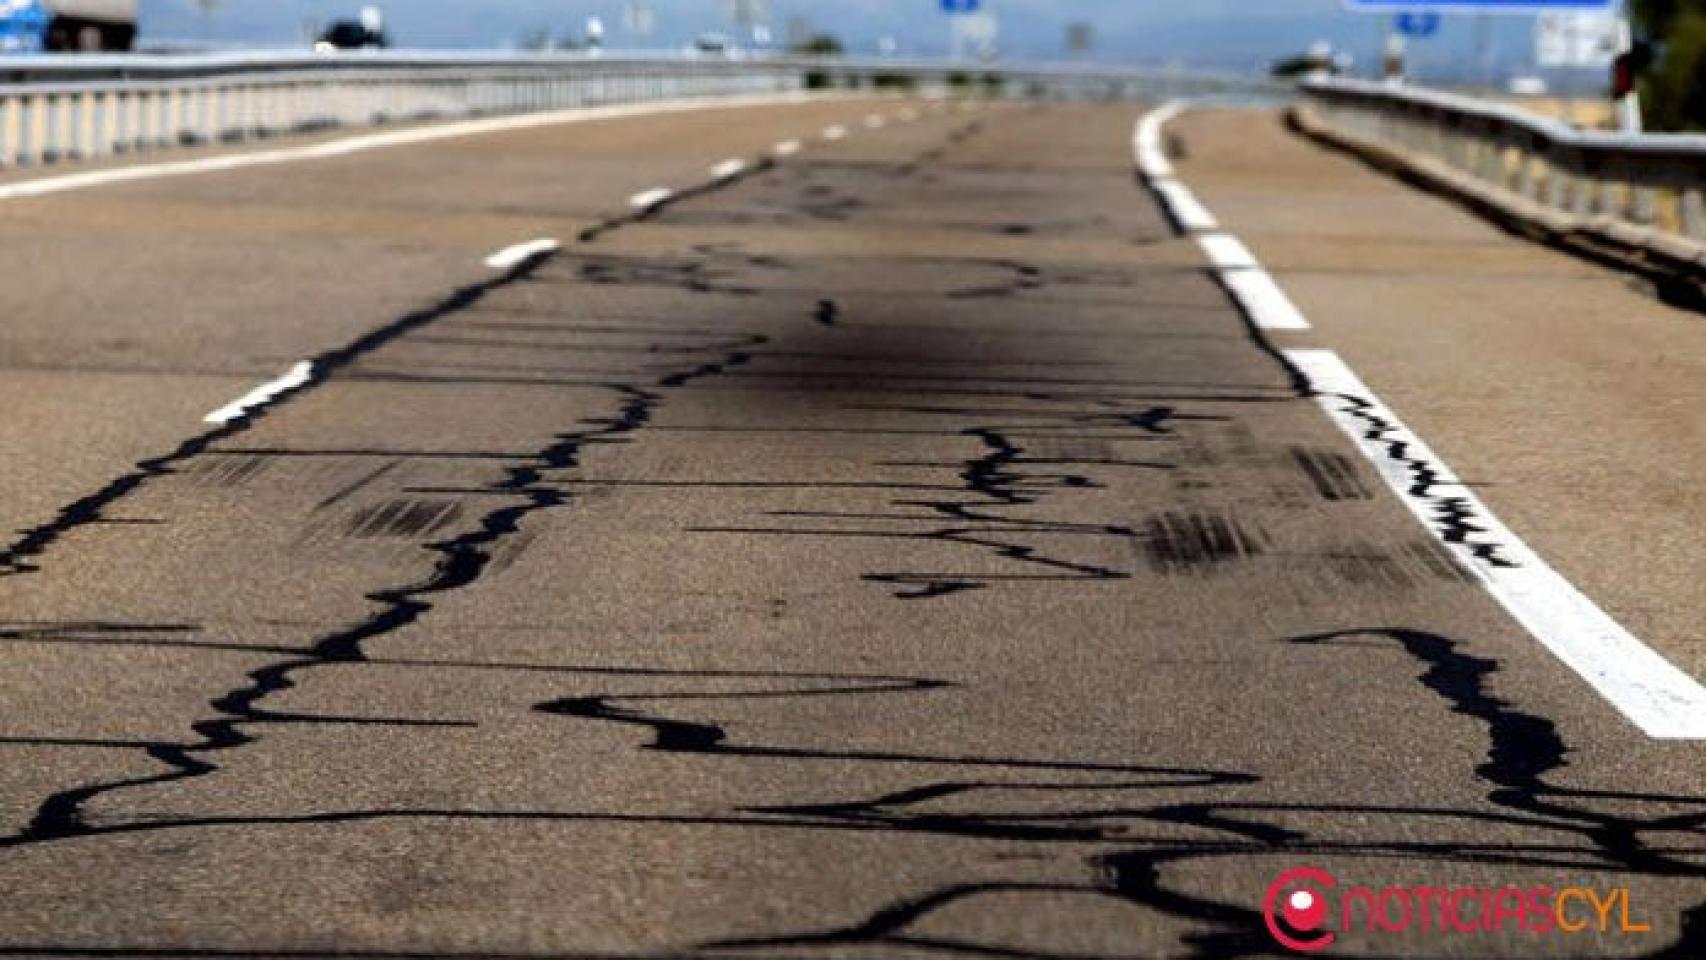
[203,362,315,425]
[483,237,560,270]
[628,187,675,209]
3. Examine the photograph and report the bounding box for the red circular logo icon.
[1264,867,1338,953]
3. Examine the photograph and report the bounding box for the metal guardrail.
[0,55,799,166]
[0,51,1283,169]
[1300,76,1706,246]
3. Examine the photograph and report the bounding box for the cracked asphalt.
[0,96,1702,959]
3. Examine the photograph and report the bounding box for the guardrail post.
[18,94,37,165]
[88,89,103,158]
[1683,189,1705,241]
[65,90,86,161]
[1477,136,1497,184]
[1571,172,1594,217]
[194,85,212,144]
[1595,178,1620,218]
[159,86,176,147]
[1516,147,1538,201]
[1631,183,1658,225]
[128,89,142,152]
[43,92,64,164]
[1545,157,1568,210]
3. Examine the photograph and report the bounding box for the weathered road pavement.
[0,98,1702,958]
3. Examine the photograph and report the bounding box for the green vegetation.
[1631,0,1706,130]
[792,32,844,90]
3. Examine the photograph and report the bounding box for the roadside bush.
[1641,10,1706,130]
[1633,0,1706,130]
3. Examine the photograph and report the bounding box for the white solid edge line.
[822,124,848,140]
[1132,107,1218,232]
[204,361,315,425]
[1133,105,1308,332]
[1133,102,1184,179]
[483,237,560,270]
[1138,100,1706,738]
[710,158,746,179]
[1287,349,1706,740]
[773,139,802,156]
[1216,267,1312,331]
[0,89,829,204]
[1194,233,1310,330]
[1196,233,1260,269]
[1152,180,1219,232]
[628,187,674,209]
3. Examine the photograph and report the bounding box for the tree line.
[1632,0,1706,130]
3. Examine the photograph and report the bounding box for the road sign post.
[941,0,992,62]
[1347,0,1638,130]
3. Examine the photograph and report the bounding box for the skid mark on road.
[1292,348,1706,740]
[9,294,773,847]
[4,101,1703,957]
[1143,101,1706,741]
[0,142,839,844]
[0,251,559,578]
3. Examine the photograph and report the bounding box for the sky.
[138,0,1587,80]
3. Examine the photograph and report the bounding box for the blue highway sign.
[941,0,980,12]
[1396,11,1442,35]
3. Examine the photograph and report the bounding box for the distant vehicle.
[0,0,136,53]
[1508,75,1549,97]
[314,5,388,52]
[688,32,740,58]
[1270,41,1345,80]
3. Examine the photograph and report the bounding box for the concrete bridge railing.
[1299,76,1706,260]
[0,51,1283,169]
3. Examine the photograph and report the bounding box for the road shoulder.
[1171,107,1706,683]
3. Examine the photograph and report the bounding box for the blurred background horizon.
[140,0,1582,82]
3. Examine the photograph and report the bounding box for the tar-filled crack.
[0,254,561,579]
[863,425,1142,598]
[699,405,1183,600]
[10,328,765,845]
[1196,193,1522,577]
[813,298,839,327]
[1321,392,1518,568]
[578,157,776,244]
[682,627,1706,958]
[3,158,780,845]
[0,137,781,582]
[8,107,1703,960]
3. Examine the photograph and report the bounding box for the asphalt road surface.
[0,96,1702,959]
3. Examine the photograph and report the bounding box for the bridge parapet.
[1300,76,1706,266]
[0,52,1283,170]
